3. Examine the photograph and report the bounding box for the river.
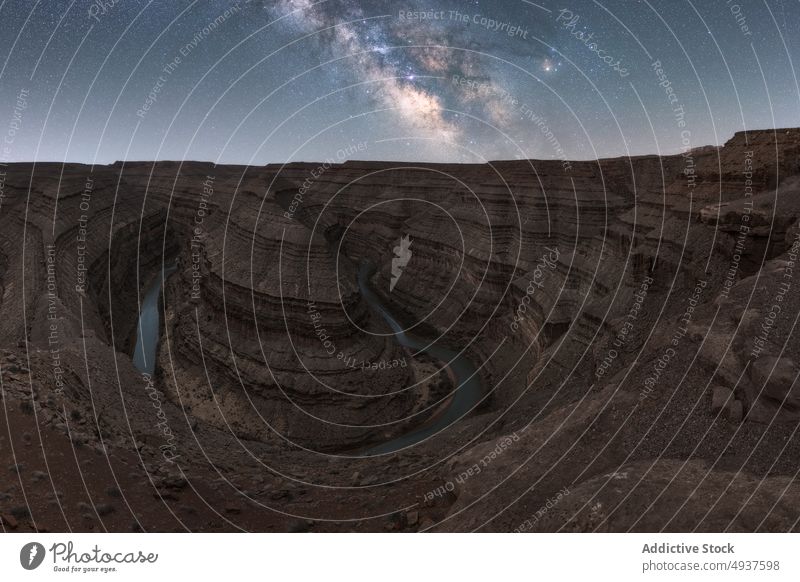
[358,263,484,455]
[132,259,483,453]
[133,262,177,375]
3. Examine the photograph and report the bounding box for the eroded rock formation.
[2,128,800,532]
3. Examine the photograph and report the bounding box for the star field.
[0,0,797,165]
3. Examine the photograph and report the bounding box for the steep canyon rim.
[2,128,800,532]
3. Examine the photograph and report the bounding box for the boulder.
[711,386,733,413]
[750,357,799,415]
[727,400,744,423]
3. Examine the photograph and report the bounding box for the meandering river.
[133,259,483,453]
[358,263,484,455]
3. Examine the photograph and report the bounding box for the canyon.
[2,128,800,532]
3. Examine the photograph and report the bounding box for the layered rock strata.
[1,129,800,532]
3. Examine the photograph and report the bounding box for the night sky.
[0,0,797,165]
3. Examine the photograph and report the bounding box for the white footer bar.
[1,533,796,581]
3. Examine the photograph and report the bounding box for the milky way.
[0,0,797,164]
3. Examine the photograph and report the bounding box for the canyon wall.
[2,128,800,531]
